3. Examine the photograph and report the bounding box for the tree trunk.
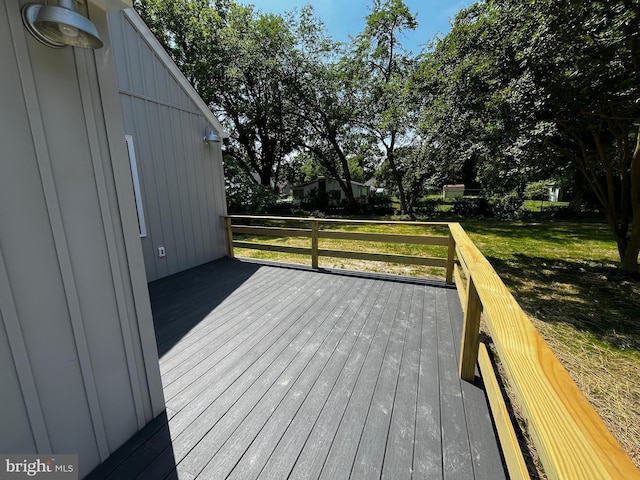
[386,143,407,214]
[621,128,640,272]
[620,239,640,272]
[568,174,585,214]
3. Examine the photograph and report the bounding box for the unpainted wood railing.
[223,215,640,480]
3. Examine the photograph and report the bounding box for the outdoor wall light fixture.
[22,0,104,50]
[203,127,221,145]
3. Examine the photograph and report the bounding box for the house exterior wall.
[0,1,163,477]
[108,11,228,282]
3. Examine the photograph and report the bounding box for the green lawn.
[233,217,640,467]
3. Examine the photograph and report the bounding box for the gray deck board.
[381,283,424,480]
[85,258,506,480]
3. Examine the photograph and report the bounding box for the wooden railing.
[223,215,640,480]
[224,215,455,279]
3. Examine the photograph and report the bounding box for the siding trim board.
[76,49,147,432]
[119,88,203,116]
[125,135,148,238]
[7,0,110,460]
[91,5,165,420]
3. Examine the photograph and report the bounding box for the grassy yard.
[233,217,640,469]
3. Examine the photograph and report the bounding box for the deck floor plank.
[257,281,392,480]
[161,272,319,400]
[436,288,475,479]
[177,276,364,477]
[165,271,330,411]
[225,279,383,480]
[200,278,377,479]
[381,283,425,480]
[316,282,404,480]
[85,258,505,480]
[159,268,300,378]
[350,284,414,479]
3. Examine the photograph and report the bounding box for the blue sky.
[243,0,476,53]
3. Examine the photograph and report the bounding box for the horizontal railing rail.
[223,215,639,480]
[224,215,454,278]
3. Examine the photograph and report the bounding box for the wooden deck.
[87,258,506,479]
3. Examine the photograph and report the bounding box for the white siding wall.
[0,2,164,477]
[109,12,228,281]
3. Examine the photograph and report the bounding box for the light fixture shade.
[22,1,103,50]
[203,129,221,144]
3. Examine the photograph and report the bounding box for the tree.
[419,0,640,271]
[347,0,420,214]
[135,0,303,189]
[285,7,366,211]
[515,0,640,271]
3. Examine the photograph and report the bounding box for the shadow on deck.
[87,257,506,479]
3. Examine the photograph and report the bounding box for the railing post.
[459,276,482,381]
[446,231,455,284]
[311,218,319,269]
[225,216,234,258]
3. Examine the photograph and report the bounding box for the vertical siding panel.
[160,104,188,273]
[125,18,144,95]
[145,101,174,278]
[0,3,51,454]
[183,110,205,264]
[96,9,165,423]
[0,251,46,454]
[8,3,109,464]
[154,52,170,105]
[171,107,197,268]
[192,112,213,263]
[141,37,157,99]
[110,11,227,281]
[133,97,166,279]
[107,8,130,92]
[119,94,158,281]
[0,311,38,454]
[75,48,147,434]
[206,148,223,257]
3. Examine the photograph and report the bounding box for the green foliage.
[346,0,420,214]
[415,0,640,270]
[525,181,550,201]
[137,0,640,270]
[223,155,278,213]
[451,197,491,217]
[488,191,525,219]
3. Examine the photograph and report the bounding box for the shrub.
[525,180,550,201]
[368,192,394,215]
[488,192,525,219]
[451,197,492,217]
[414,198,439,217]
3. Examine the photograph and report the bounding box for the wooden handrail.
[223,215,639,479]
[448,222,639,480]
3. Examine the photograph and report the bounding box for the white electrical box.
[158,246,166,258]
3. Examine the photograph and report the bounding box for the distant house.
[443,184,465,199]
[292,176,370,205]
[0,2,226,477]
